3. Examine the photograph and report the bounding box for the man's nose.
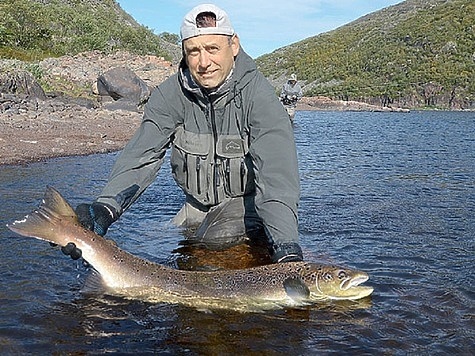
[198,50,211,68]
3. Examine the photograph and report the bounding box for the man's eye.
[206,47,219,54]
[187,50,199,57]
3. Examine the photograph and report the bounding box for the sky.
[117,0,403,58]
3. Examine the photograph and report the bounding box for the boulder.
[96,67,151,109]
[0,70,46,100]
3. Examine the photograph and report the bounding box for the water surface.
[1,111,474,354]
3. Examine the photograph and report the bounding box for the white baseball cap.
[180,4,235,41]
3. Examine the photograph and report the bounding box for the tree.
[159,32,180,46]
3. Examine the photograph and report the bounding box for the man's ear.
[181,44,188,66]
[231,35,240,57]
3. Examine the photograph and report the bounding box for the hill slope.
[0,0,180,62]
[256,0,475,109]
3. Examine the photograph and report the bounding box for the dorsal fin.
[41,186,77,221]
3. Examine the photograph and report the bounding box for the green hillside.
[256,0,475,109]
[2,0,473,109]
[0,0,178,61]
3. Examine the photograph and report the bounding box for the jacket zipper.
[195,156,201,195]
[240,157,245,192]
[208,101,220,205]
[184,153,189,189]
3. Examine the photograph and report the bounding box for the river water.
[0,111,474,354]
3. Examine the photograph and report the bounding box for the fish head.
[308,264,374,300]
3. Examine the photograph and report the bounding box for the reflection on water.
[1,111,474,354]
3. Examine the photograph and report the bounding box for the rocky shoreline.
[0,51,175,165]
[0,104,143,165]
[1,51,412,166]
[297,96,410,112]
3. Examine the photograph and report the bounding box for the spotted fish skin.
[7,187,373,311]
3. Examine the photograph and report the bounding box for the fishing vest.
[170,100,255,208]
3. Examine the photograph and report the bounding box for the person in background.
[280,73,302,120]
[64,4,303,264]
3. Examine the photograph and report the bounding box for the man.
[67,4,303,263]
[279,74,302,120]
[280,73,303,103]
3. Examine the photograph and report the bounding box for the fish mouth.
[340,275,369,290]
[332,274,373,300]
[340,285,374,300]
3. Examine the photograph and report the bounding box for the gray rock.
[0,70,46,100]
[97,67,151,108]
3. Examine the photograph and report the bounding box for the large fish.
[6,187,373,312]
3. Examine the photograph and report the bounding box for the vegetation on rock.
[256,0,475,109]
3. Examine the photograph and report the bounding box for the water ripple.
[1,111,474,353]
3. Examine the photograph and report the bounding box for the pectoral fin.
[283,277,310,302]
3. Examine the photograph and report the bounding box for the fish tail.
[7,186,78,246]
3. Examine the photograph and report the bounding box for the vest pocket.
[216,136,252,196]
[171,127,211,202]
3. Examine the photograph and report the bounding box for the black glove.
[270,242,303,263]
[59,202,118,260]
[75,202,118,236]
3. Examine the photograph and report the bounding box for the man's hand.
[57,202,118,261]
[75,202,118,236]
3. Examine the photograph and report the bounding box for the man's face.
[183,34,240,89]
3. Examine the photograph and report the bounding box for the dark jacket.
[96,48,300,247]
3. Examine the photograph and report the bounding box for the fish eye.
[338,270,348,280]
[322,272,333,281]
